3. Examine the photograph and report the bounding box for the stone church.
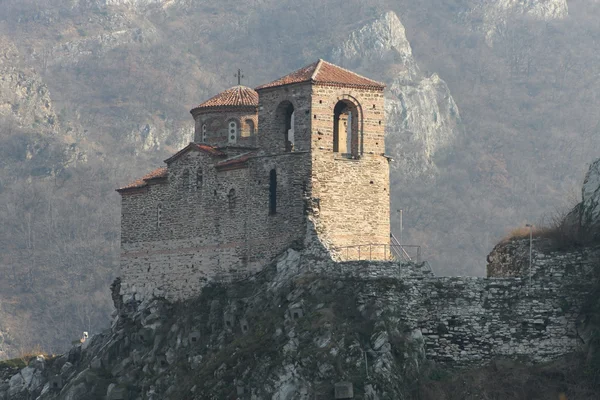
[117,60,390,301]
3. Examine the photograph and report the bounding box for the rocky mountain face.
[580,159,600,234]
[332,11,461,180]
[468,0,569,45]
[0,38,58,133]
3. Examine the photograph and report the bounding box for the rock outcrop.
[332,11,461,180]
[580,158,600,234]
[331,11,418,79]
[468,0,569,45]
[0,37,58,132]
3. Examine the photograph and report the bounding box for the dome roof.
[191,85,259,112]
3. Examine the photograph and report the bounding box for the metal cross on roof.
[234,69,244,85]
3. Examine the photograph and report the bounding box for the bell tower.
[256,60,390,258]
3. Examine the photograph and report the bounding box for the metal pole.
[400,209,403,246]
[526,224,533,295]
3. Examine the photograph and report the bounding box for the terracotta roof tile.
[255,59,385,91]
[215,152,256,171]
[191,85,258,112]
[117,167,167,192]
[164,143,226,164]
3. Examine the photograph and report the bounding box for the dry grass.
[503,205,594,251]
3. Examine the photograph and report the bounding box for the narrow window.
[246,119,255,136]
[286,110,295,152]
[202,124,207,142]
[228,188,236,210]
[196,168,203,191]
[157,204,162,229]
[276,101,295,152]
[269,169,277,215]
[182,169,190,192]
[228,120,238,144]
[333,100,359,156]
[285,107,294,152]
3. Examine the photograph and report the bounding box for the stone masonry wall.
[192,107,258,147]
[310,85,390,255]
[120,149,310,301]
[257,84,312,154]
[297,238,598,366]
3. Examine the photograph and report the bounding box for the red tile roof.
[255,59,385,91]
[117,167,167,192]
[190,85,258,112]
[164,143,226,165]
[215,152,257,171]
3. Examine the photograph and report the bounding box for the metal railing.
[331,243,422,263]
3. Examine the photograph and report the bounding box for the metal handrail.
[331,243,424,263]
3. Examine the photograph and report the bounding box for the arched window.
[287,111,295,151]
[228,188,236,210]
[269,169,277,215]
[228,120,238,144]
[156,204,162,229]
[246,119,255,136]
[276,101,295,152]
[182,169,190,191]
[333,100,360,156]
[196,168,203,191]
[202,124,207,142]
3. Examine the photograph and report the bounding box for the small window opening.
[156,204,162,229]
[226,320,231,327]
[269,169,277,215]
[182,169,191,191]
[276,101,295,151]
[293,312,299,319]
[191,337,197,342]
[53,382,58,388]
[333,100,359,156]
[196,168,203,191]
[228,120,238,144]
[202,124,207,142]
[228,188,236,210]
[246,119,255,136]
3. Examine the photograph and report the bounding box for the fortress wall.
[303,243,597,366]
[120,151,310,302]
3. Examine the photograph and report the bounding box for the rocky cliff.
[332,11,461,180]
[468,0,569,45]
[0,37,58,133]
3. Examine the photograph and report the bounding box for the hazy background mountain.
[1,0,600,357]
